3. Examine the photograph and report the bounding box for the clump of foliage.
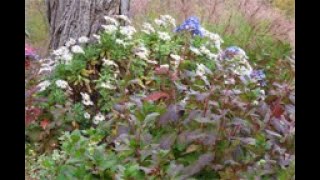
[26,15,295,179]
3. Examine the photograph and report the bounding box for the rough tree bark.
[46,0,121,50]
[120,0,131,25]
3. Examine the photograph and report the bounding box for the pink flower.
[25,44,37,59]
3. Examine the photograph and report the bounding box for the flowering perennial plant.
[175,16,203,36]
[26,15,295,179]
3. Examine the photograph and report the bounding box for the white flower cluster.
[190,46,202,55]
[71,45,85,54]
[51,149,66,161]
[222,56,253,83]
[93,112,105,124]
[78,36,89,44]
[141,23,155,35]
[102,15,135,39]
[200,46,218,60]
[102,58,118,67]
[201,28,224,50]
[84,112,91,119]
[52,37,86,64]
[55,80,69,89]
[104,16,119,26]
[154,15,176,27]
[100,81,117,90]
[92,34,101,43]
[157,31,171,41]
[170,54,182,70]
[196,63,211,86]
[114,15,132,24]
[38,58,56,75]
[37,80,51,92]
[80,92,94,106]
[65,38,76,47]
[102,24,118,34]
[160,15,176,27]
[115,39,129,47]
[134,44,150,60]
[37,79,72,93]
[119,26,137,39]
[189,46,217,60]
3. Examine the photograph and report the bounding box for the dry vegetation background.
[25,0,294,57]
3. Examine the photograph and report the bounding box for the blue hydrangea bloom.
[251,69,267,86]
[175,16,203,37]
[222,46,248,60]
[251,70,266,80]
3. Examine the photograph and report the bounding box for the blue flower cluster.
[251,70,267,86]
[221,46,248,60]
[175,16,203,37]
[251,70,266,80]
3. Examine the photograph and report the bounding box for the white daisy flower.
[71,45,85,54]
[84,112,91,119]
[55,80,69,89]
[78,36,89,44]
[37,80,51,92]
[158,31,171,41]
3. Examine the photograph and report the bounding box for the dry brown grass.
[131,0,294,49]
[25,0,295,54]
[25,0,50,57]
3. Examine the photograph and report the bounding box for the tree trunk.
[120,0,131,24]
[46,0,120,50]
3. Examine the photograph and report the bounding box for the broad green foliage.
[26,15,295,179]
